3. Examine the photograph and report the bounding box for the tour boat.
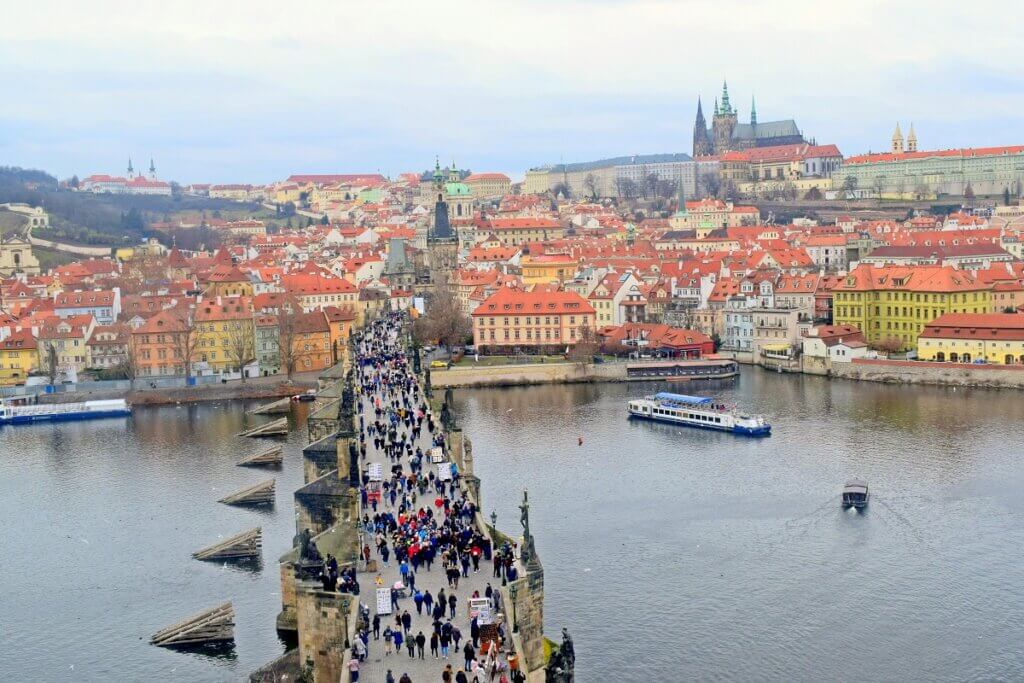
[0,398,131,425]
[627,392,771,436]
[841,479,869,509]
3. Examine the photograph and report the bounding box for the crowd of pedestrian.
[344,313,525,683]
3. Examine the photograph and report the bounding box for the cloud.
[1,0,1021,182]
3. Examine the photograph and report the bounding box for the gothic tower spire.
[750,96,757,125]
[721,80,731,114]
[907,123,917,152]
[692,97,712,157]
[127,157,134,178]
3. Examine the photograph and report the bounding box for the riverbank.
[830,357,1024,389]
[433,358,737,388]
[34,373,319,406]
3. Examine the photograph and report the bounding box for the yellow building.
[833,264,991,351]
[0,235,41,277]
[918,313,1024,364]
[195,296,255,372]
[0,331,37,386]
[205,264,254,298]
[522,169,550,195]
[324,306,357,367]
[520,255,577,285]
[464,173,512,199]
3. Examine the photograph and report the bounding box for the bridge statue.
[544,628,575,683]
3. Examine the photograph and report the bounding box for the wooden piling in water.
[192,528,262,561]
[236,417,289,437]
[218,479,275,507]
[237,445,283,467]
[150,602,235,647]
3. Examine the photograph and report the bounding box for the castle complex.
[693,81,804,157]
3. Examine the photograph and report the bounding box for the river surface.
[456,371,1024,682]
[1,401,310,682]
[3,372,1024,681]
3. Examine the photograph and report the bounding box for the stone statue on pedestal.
[544,629,575,682]
[424,368,432,397]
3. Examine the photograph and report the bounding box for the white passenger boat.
[0,399,131,425]
[627,392,770,436]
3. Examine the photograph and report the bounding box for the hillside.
[0,166,265,247]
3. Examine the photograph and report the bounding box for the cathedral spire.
[692,96,712,157]
[714,96,719,116]
[907,123,917,152]
[149,158,156,179]
[721,80,731,114]
[891,122,905,154]
[127,157,134,178]
[750,96,757,125]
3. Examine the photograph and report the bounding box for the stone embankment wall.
[27,231,112,256]
[832,358,1024,389]
[433,362,624,388]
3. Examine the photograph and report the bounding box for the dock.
[192,528,262,561]
[236,417,288,437]
[218,479,275,507]
[237,445,283,468]
[151,602,235,647]
[247,397,292,415]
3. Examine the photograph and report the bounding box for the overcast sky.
[2,1,1021,184]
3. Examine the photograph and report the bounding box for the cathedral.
[692,81,804,157]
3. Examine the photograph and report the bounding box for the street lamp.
[490,510,497,528]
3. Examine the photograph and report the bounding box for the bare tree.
[700,172,721,199]
[872,174,886,198]
[117,336,141,386]
[894,175,907,199]
[170,313,200,380]
[225,320,256,382]
[413,282,472,354]
[568,323,600,366]
[583,173,600,201]
[277,309,300,380]
[643,173,659,200]
[842,175,859,195]
[964,182,976,205]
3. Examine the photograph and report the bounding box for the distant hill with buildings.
[0,166,256,247]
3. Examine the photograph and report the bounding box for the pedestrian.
[452,625,462,648]
[385,670,395,683]
[448,593,457,619]
[373,614,381,640]
[430,631,440,658]
[346,656,360,682]
[399,674,412,683]
[470,617,480,648]
[463,642,476,671]
[392,628,403,655]
[384,626,394,655]
[406,634,416,659]
[414,589,424,615]
[440,629,451,659]
[415,630,426,659]
[391,587,399,611]
[402,609,412,635]
[424,590,434,615]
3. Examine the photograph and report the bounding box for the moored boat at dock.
[0,398,131,425]
[627,392,770,436]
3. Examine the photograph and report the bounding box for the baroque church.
[692,81,804,157]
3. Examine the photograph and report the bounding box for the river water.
[1,401,311,682]
[456,371,1024,682]
[3,372,1024,681]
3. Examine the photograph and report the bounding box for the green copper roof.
[445,182,471,196]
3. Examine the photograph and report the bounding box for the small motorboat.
[841,479,869,509]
